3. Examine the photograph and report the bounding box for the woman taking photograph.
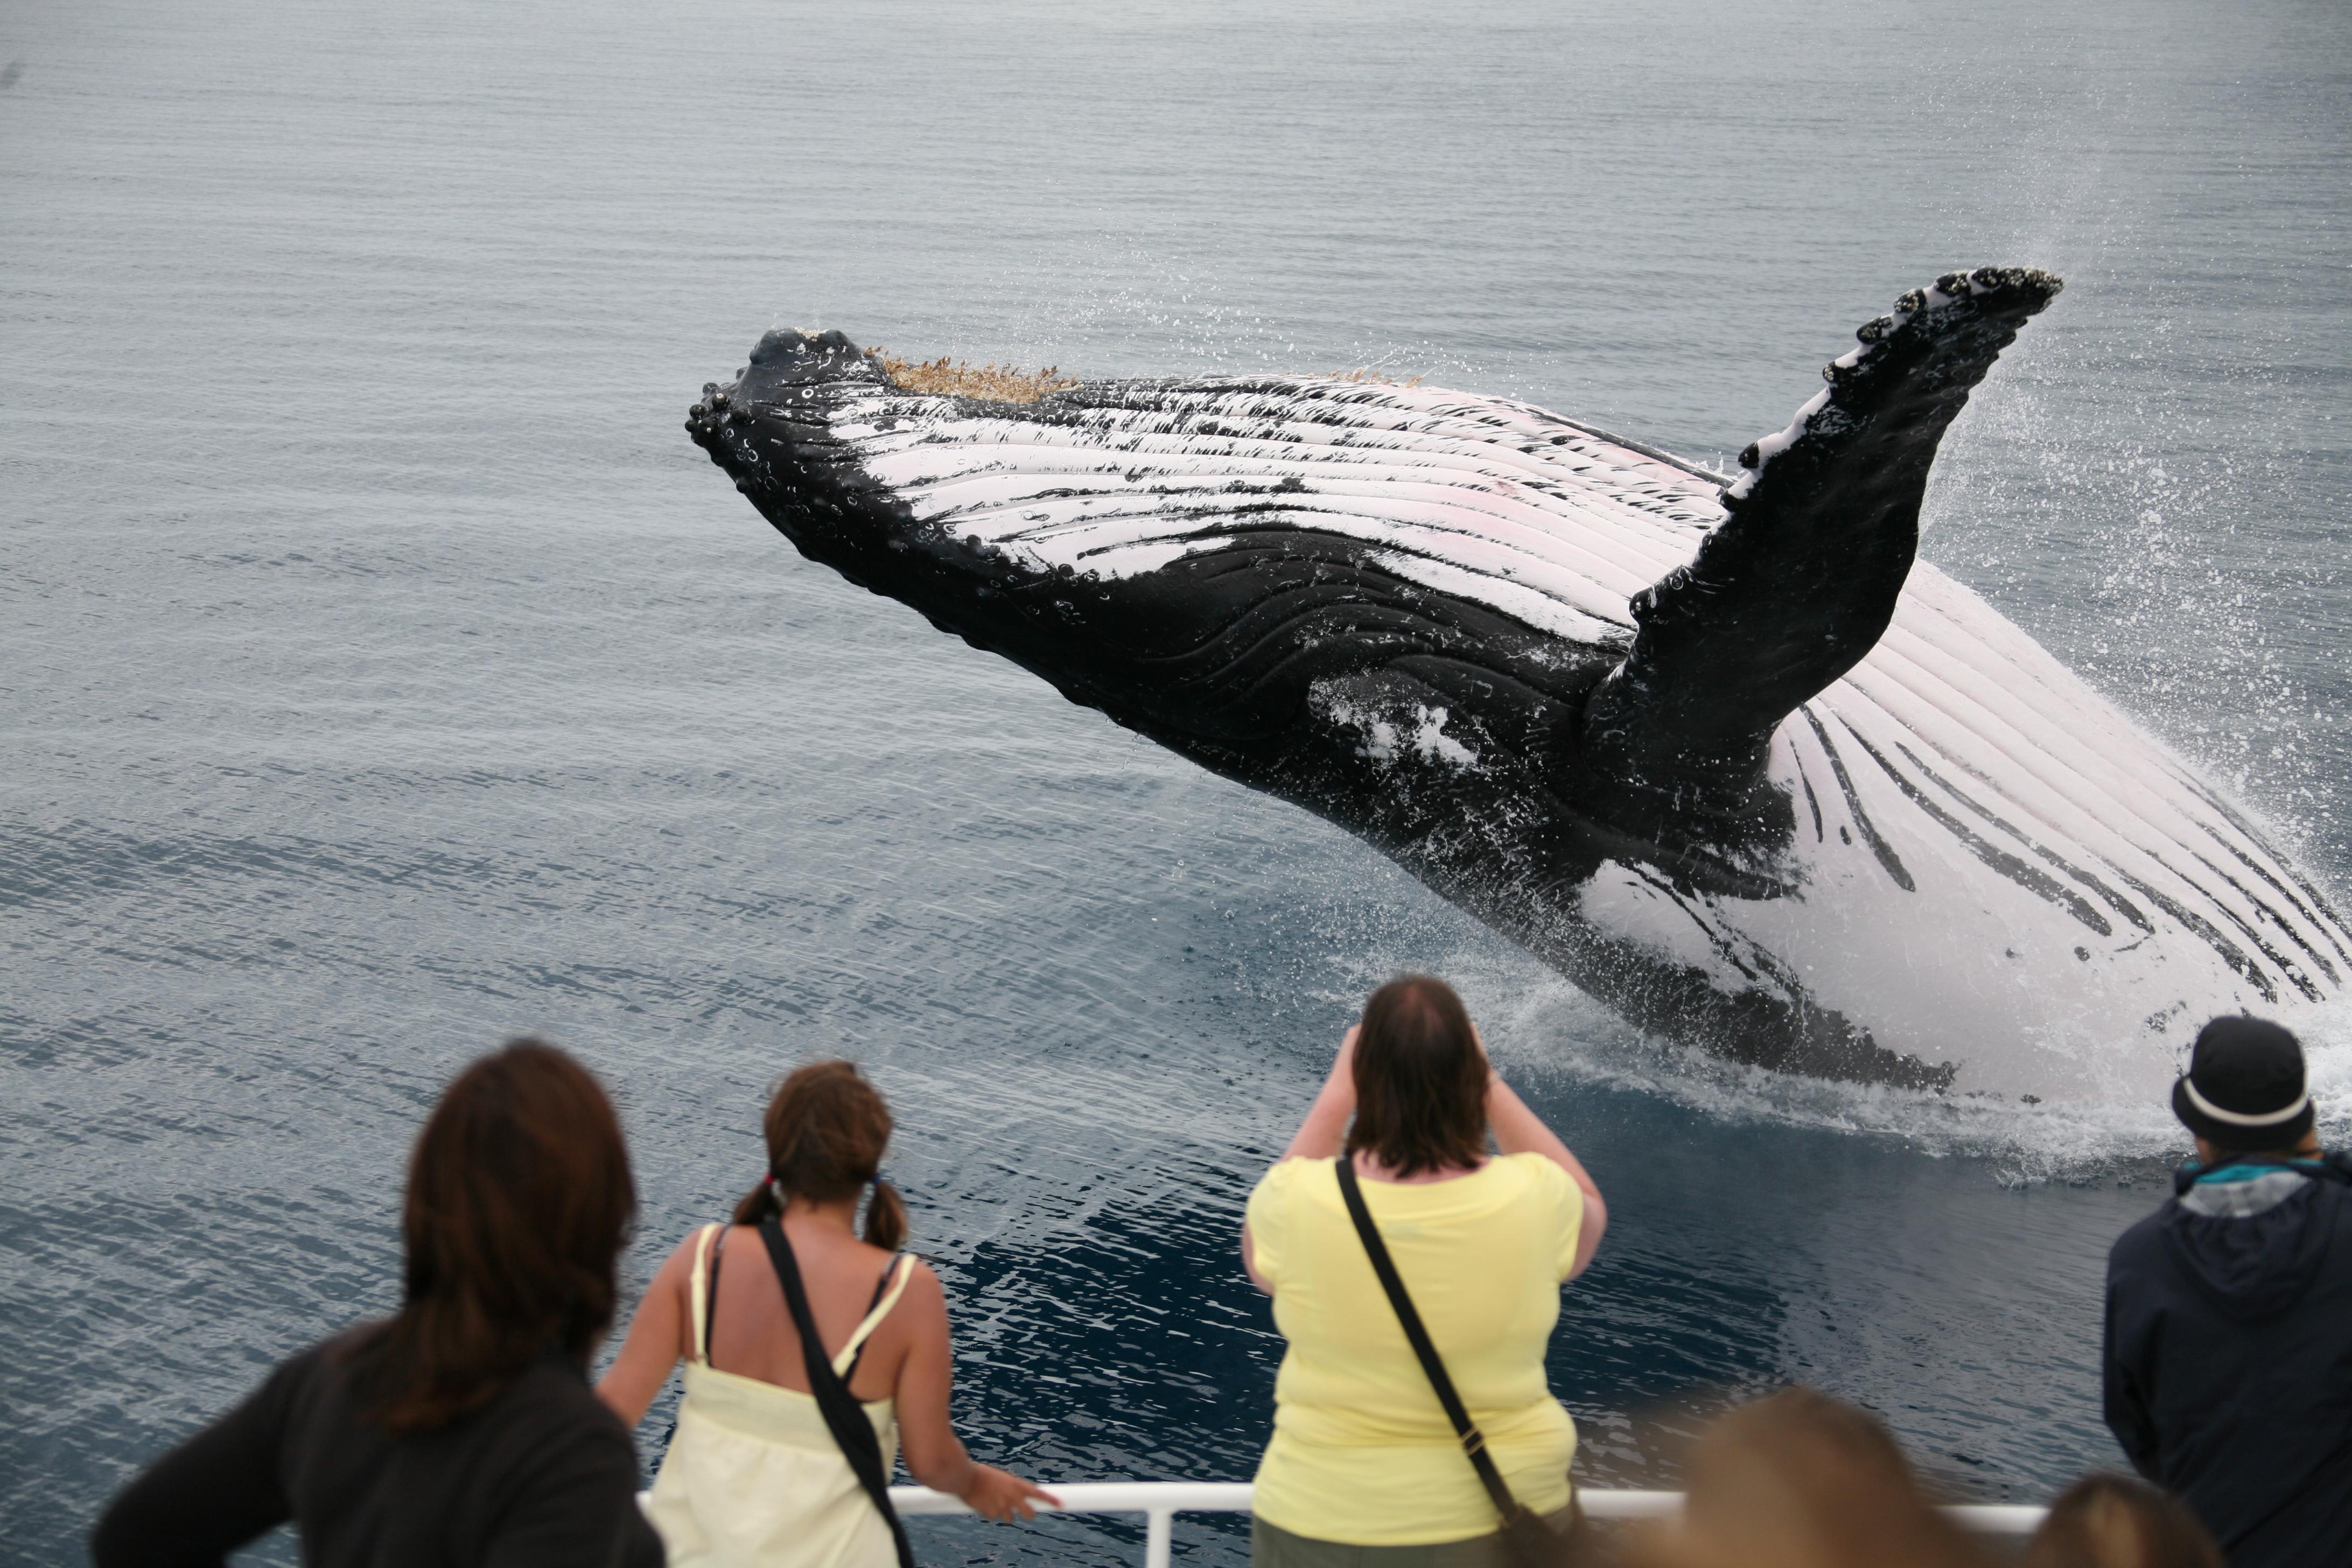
[1243,976,1607,1568]
[93,1040,659,1568]
[599,1059,1054,1568]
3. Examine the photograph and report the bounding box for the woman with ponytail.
[600,1060,1054,1567]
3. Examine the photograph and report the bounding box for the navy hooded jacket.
[2104,1152,2352,1567]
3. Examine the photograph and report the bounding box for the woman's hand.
[1483,1066,1609,1279]
[958,1464,1061,1522]
[883,1261,1061,1523]
[1326,1024,1362,1102]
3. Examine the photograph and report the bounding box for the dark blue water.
[4,1,2349,1563]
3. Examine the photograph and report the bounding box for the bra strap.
[687,1223,722,1364]
[831,1254,914,1382]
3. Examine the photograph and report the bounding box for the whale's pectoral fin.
[1578,268,2062,831]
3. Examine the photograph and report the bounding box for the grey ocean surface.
[4,0,2350,1562]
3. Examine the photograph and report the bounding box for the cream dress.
[646,1223,915,1568]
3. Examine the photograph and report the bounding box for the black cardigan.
[92,1332,663,1568]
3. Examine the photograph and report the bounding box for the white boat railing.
[886,1481,2049,1568]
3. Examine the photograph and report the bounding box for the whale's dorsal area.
[688,271,2350,1098]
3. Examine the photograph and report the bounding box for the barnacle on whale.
[868,349,1077,404]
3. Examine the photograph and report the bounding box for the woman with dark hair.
[1241,976,1607,1568]
[91,1040,659,1568]
[599,1059,1053,1568]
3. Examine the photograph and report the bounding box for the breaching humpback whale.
[686,269,2349,1100]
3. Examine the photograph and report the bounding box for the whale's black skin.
[685,271,2068,1088]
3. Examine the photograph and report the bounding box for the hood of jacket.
[2161,1153,2352,1322]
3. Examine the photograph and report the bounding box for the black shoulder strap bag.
[758,1217,917,1568]
[1334,1158,1583,1568]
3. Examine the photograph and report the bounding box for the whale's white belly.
[1581,564,2348,1102]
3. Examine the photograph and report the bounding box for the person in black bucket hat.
[2104,1016,2352,1568]
[2168,1015,2315,1151]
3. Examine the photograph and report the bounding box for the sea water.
[2,0,2348,1562]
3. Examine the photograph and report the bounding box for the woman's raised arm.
[1478,1036,1607,1278]
[595,1231,699,1428]
[1242,1025,1361,1291]
[1276,1025,1361,1163]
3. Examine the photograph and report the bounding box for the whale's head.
[684,329,1705,865]
[687,331,1145,704]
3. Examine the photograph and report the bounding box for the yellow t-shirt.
[1246,1153,1581,1546]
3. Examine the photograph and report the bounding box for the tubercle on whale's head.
[685,327,1055,562]
[736,327,889,403]
[686,328,970,569]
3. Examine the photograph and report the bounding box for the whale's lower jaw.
[1438,872,1950,1089]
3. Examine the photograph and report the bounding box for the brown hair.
[2026,1473,2223,1568]
[731,1060,906,1251]
[1637,1387,1989,1568]
[352,1040,636,1433]
[1345,975,1489,1178]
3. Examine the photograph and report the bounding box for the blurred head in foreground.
[356,1039,636,1431]
[2025,1473,2224,1568]
[1632,1387,1987,1568]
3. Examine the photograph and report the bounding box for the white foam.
[1466,962,2352,1186]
